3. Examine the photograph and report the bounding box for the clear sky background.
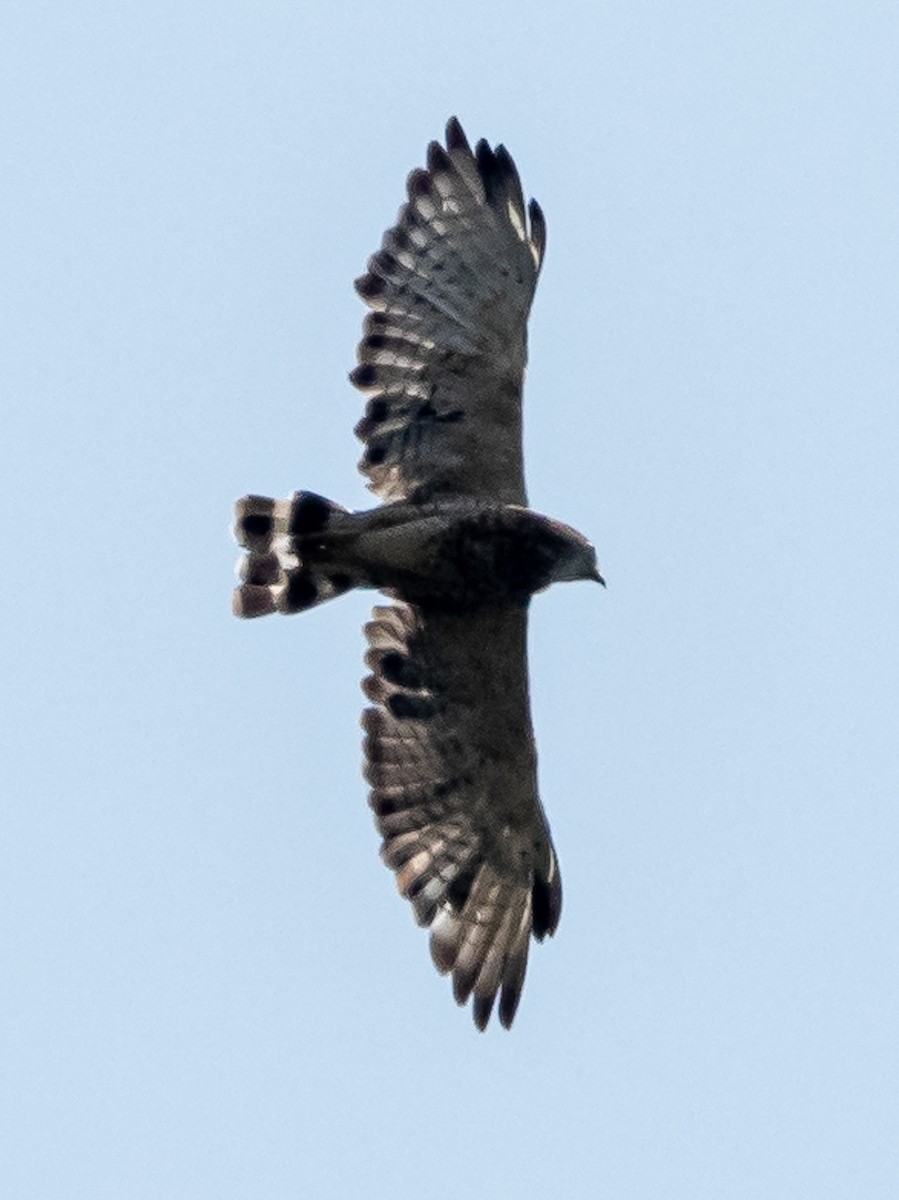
[3,2,898,1196]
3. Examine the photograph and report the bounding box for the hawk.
[233,117,603,1030]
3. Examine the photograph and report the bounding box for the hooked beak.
[592,567,607,588]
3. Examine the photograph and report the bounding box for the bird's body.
[236,493,599,612]
[233,117,602,1030]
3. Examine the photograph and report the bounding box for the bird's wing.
[352,117,546,507]
[362,600,561,1029]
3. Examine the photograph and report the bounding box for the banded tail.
[232,491,358,618]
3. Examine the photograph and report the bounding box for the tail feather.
[232,491,357,618]
[233,491,348,550]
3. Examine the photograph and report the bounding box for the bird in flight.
[233,117,603,1030]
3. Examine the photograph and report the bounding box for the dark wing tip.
[406,167,433,200]
[472,993,496,1032]
[498,971,525,1030]
[354,272,387,301]
[349,362,378,390]
[528,198,547,270]
[475,137,528,222]
[531,858,562,940]
[429,930,456,975]
[426,139,452,174]
[474,137,499,193]
[445,115,470,153]
[493,143,517,179]
[452,964,477,1008]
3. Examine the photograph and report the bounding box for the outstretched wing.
[362,601,562,1030]
[352,117,546,507]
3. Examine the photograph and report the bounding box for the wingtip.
[498,989,521,1030]
[528,198,547,270]
[445,115,469,153]
[472,993,495,1031]
[426,139,451,174]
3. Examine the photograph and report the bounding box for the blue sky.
[4,2,898,1196]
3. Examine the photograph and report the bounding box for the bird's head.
[546,520,606,587]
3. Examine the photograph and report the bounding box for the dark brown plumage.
[233,118,601,1029]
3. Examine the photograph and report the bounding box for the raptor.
[233,117,603,1029]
